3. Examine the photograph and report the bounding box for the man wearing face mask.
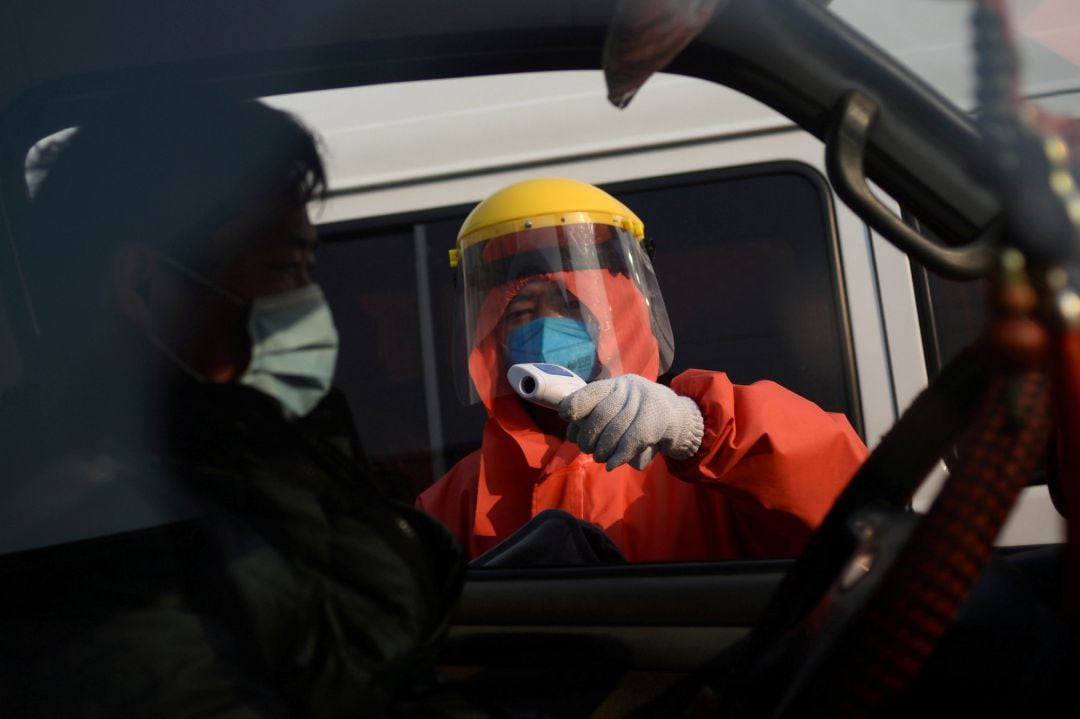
[0,94,479,718]
[417,177,868,563]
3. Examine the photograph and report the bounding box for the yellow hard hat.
[456,177,646,250]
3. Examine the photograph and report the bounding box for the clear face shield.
[452,213,674,407]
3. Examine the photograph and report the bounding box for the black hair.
[23,89,326,338]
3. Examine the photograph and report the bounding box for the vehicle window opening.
[318,164,859,524]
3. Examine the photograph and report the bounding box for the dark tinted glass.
[0,280,21,396]
[616,168,855,418]
[911,256,1052,489]
[911,263,990,376]
[316,219,487,502]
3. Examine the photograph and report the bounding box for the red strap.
[827,369,1053,717]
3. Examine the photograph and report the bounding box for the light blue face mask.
[504,316,597,381]
[239,283,339,419]
[149,254,339,420]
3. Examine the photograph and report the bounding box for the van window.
[317,163,859,513]
[911,263,989,377]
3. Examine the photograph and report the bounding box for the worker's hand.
[559,374,704,471]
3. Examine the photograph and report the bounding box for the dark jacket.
[1,380,475,718]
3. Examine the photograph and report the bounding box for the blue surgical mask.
[504,317,597,381]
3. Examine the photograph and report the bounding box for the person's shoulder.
[671,368,810,401]
[667,368,735,398]
[417,450,482,509]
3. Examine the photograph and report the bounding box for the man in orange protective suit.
[418,177,867,562]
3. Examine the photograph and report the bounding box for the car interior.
[1,1,1077,717]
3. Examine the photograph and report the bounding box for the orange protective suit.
[419,263,867,562]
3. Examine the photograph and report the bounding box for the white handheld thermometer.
[507,363,587,409]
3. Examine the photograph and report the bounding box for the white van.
[264,69,1066,546]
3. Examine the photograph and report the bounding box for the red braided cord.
[822,369,1053,717]
[1058,330,1080,621]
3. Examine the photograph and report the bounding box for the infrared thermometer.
[507,363,587,410]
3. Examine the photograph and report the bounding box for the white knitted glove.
[559,374,705,471]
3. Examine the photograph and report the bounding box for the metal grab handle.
[825,91,996,280]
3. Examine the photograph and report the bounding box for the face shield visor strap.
[467,239,630,296]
